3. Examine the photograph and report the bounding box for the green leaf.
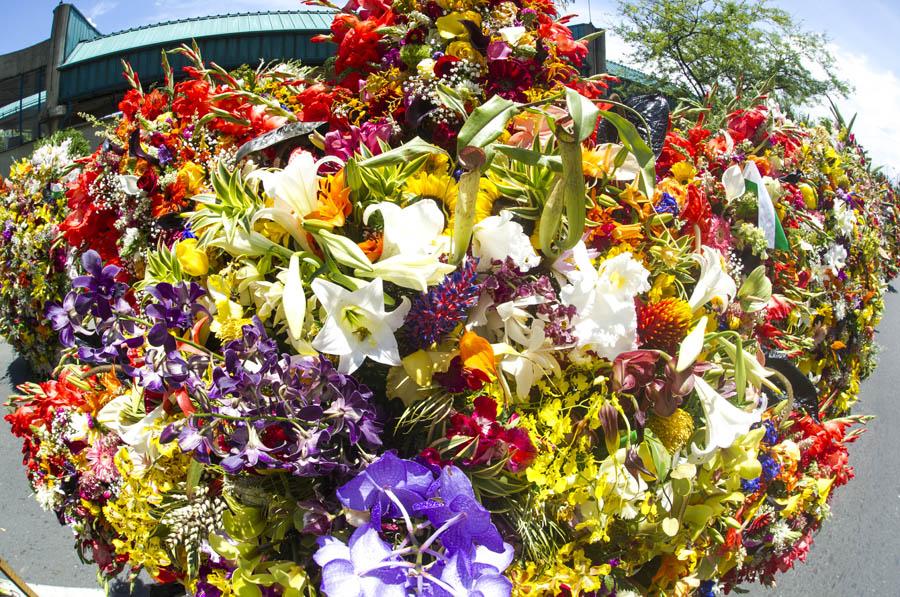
[565,87,601,143]
[435,84,468,119]
[186,459,203,499]
[494,145,563,171]
[358,137,447,168]
[598,109,656,196]
[644,434,672,480]
[734,336,747,404]
[538,135,587,256]
[457,95,519,154]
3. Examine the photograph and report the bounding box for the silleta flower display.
[3,0,900,595]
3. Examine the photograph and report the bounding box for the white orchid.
[690,376,765,463]
[825,243,848,273]
[311,277,410,374]
[497,319,561,400]
[833,198,856,237]
[473,211,541,272]
[688,246,737,312]
[558,243,650,361]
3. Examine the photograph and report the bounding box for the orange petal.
[460,330,496,377]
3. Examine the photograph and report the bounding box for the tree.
[614,0,849,108]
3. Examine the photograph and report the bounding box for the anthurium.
[311,277,410,374]
[690,377,765,463]
[688,246,737,312]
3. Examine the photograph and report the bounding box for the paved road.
[1,291,899,594]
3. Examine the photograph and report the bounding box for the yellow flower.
[446,41,485,66]
[405,170,458,205]
[435,11,482,40]
[177,162,206,195]
[670,161,697,183]
[174,238,210,277]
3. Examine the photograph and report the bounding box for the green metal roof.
[0,91,46,122]
[607,60,658,87]
[61,10,334,68]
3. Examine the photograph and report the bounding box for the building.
[0,4,622,170]
[0,3,333,168]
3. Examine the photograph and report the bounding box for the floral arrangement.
[4,1,900,596]
[0,136,84,372]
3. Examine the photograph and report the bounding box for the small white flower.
[311,278,410,374]
[473,211,540,272]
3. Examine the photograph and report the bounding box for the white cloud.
[89,1,118,20]
[804,45,900,179]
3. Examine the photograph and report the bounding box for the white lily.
[358,253,455,291]
[690,376,765,463]
[311,277,411,374]
[360,200,454,290]
[283,253,313,353]
[250,153,342,249]
[364,199,449,259]
[688,246,737,312]
[473,211,541,272]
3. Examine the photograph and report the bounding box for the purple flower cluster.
[168,319,383,477]
[314,452,512,597]
[403,257,481,350]
[46,250,141,365]
[485,257,576,346]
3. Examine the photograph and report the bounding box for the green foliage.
[614,0,850,109]
[36,127,92,157]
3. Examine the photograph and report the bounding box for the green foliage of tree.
[614,0,850,108]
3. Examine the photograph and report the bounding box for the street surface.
[1,293,899,594]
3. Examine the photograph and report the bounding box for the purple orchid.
[314,526,408,597]
[337,452,434,524]
[415,465,505,555]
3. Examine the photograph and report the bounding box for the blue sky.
[2,0,899,172]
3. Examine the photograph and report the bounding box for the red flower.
[538,15,588,66]
[486,59,534,102]
[681,184,712,233]
[139,89,169,120]
[727,106,768,145]
[442,396,536,472]
[295,83,338,122]
[118,89,143,120]
[172,78,211,119]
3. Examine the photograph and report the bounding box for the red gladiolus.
[172,78,211,119]
[681,184,712,233]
